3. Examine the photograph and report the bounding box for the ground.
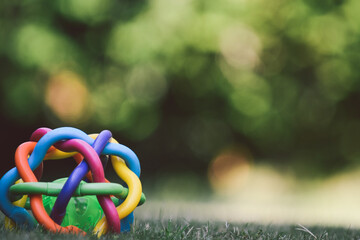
[1,216,360,240]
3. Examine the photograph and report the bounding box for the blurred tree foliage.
[1,0,360,176]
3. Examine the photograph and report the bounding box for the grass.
[1,216,360,240]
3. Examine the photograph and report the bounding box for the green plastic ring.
[9,182,146,205]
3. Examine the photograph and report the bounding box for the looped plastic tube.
[93,137,142,237]
[50,130,120,232]
[4,179,28,230]
[9,182,146,204]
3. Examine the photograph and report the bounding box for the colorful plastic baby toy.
[0,127,145,237]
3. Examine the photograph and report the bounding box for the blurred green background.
[2,0,360,226]
[2,0,359,176]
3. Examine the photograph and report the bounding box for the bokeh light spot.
[306,14,348,54]
[92,79,126,127]
[316,59,354,101]
[208,147,252,196]
[117,102,160,141]
[228,73,272,117]
[45,71,90,124]
[126,65,167,105]
[220,24,262,70]
[56,0,112,23]
[13,24,75,70]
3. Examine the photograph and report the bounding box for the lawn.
[1,216,360,240]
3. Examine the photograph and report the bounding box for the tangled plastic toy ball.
[0,127,145,237]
